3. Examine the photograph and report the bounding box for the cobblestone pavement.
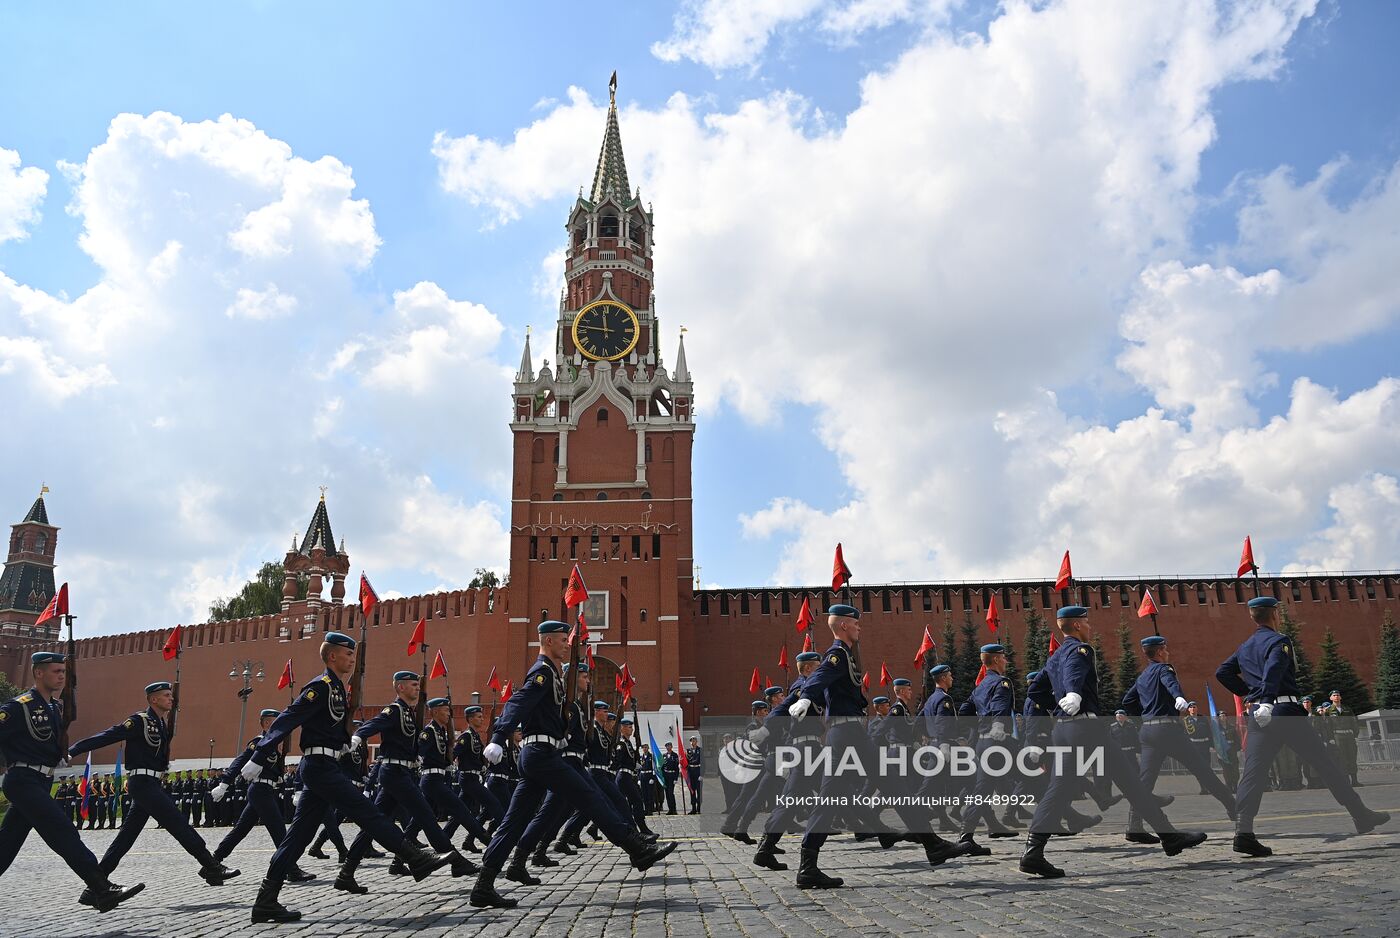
[7,770,1398,937]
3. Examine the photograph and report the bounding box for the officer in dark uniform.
[0,652,145,912]
[958,644,1021,852]
[916,664,959,829]
[469,620,677,908]
[190,768,205,827]
[334,672,477,893]
[661,743,681,814]
[1219,711,1241,791]
[411,697,491,866]
[611,718,656,837]
[452,705,505,840]
[91,774,109,829]
[207,709,313,881]
[540,662,602,857]
[306,721,365,862]
[1326,691,1362,785]
[1020,606,1207,878]
[484,727,521,826]
[687,736,704,813]
[1216,597,1389,857]
[1182,702,1217,794]
[720,698,771,841]
[551,703,644,856]
[243,632,454,923]
[751,651,823,869]
[1122,636,1236,845]
[68,681,239,886]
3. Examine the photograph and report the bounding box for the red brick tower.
[0,487,59,641]
[508,73,695,715]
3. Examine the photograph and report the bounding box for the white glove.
[938,742,951,759]
[748,726,770,745]
[1058,692,1082,716]
[350,735,365,754]
[239,759,262,782]
[293,790,304,807]
[1021,745,1044,761]
[1252,702,1274,727]
[988,722,1008,741]
[789,698,812,720]
[57,756,70,768]
[210,783,229,802]
[483,743,504,765]
[1174,696,1189,712]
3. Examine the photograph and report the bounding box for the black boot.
[1125,832,1160,845]
[552,837,576,856]
[1233,832,1272,857]
[795,848,843,889]
[587,824,600,839]
[1354,809,1390,834]
[624,831,678,872]
[753,833,788,871]
[451,851,480,877]
[307,845,330,860]
[986,813,1018,839]
[531,844,560,867]
[1018,833,1063,878]
[922,833,974,866]
[726,830,757,846]
[957,832,991,857]
[469,868,518,909]
[286,865,316,883]
[1156,793,1175,807]
[397,843,454,882]
[1063,808,1102,832]
[79,881,145,914]
[250,878,302,923]
[999,808,1024,830]
[333,871,368,894]
[504,849,542,885]
[463,835,480,853]
[387,859,411,876]
[1158,831,1207,856]
[198,862,240,886]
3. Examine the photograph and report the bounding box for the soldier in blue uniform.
[0,652,145,913]
[720,697,771,842]
[611,717,657,837]
[305,721,365,863]
[484,728,521,826]
[1216,597,1389,857]
[407,696,492,869]
[455,706,505,837]
[469,620,677,908]
[751,650,822,870]
[333,671,477,893]
[207,708,314,880]
[536,661,603,857]
[687,735,704,813]
[788,605,972,888]
[958,644,1021,853]
[551,701,643,855]
[1020,606,1207,878]
[1122,635,1236,845]
[68,680,240,886]
[242,632,453,923]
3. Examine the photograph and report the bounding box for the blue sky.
[3,1,1399,634]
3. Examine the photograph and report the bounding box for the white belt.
[11,762,55,777]
[1142,717,1178,725]
[422,767,449,775]
[562,750,584,760]
[487,773,512,780]
[249,778,274,786]
[828,716,864,725]
[588,763,610,771]
[380,758,417,768]
[790,735,821,744]
[1335,729,1355,735]
[522,735,564,748]
[1058,713,1097,721]
[1265,696,1300,704]
[128,768,164,778]
[616,768,636,776]
[304,746,348,758]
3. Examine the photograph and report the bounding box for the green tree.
[1115,615,1141,701]
[956,610,982,695]
[1092,634,1120,711]
[0,671,21,700]
[469,568,503,590]
[1375,610,1400,710]
[1000,630,1021,693]
[209,562,308,622]
[939,613,958,679]
[1023,610,1048,674]
[1278,608,1316,697]
[1315,625,1374,714]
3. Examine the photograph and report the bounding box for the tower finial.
[319,484,328,502]
[40,483,49,497]
[609,70,617,104]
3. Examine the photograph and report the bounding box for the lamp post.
[208,737,215,769]
[229,659,266,752]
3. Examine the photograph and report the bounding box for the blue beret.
[1141,636,1166,648]
[259,708,279,719]
[796,652,820,663]
[145,681,172,694]
[928,664,951,676]
[392,670,419,682]
[764,686,784,696]
[1246,596,1278,609]
[30,651,65,665]
[872,696,889,705]
[593,700,609,710]
[751,700,769,711]
[537,619,570,634]
[1025,670,1039,681]
[606,712,617,720]
[892,678,912,687]
[427,697,450,708]
[325,631,357,649]
[980,643,1005,655]
[463,705,483,716]
[1114,709,1126,715]
[1056,605,1088,619]
[828,603,860,619]
[620,717,634,726]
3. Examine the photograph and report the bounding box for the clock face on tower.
[572,300,640,361]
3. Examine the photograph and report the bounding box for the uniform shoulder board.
[1165,665,1174,672]
[318,675,332,685]
[381,707,393,715]
[17,693,32,703]
[124,718,135,729]
[1078,646,1089,655]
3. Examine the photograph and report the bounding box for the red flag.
[429,650,447,680]
[914,627,935,665]
[764,675,772,692]
[277,659,294,690]
[407,616,427,656]
[161,624,183,661]
[832,543,852,592]
[1054,550,1072,591]
[861,671,870,690]
[795,596,813,632]
[1237,536,1256,578]
[976,663,987,686]
[36,582,69,626]
[1048,630,1061,657]
[565,564,589,608]
[359,573,379,618]
[585,643,595,670]
[749,668,761,695]
[568,609,591,645]
[675,725,692,793]
[617,664,636,707]
[802,632,814,653]
[1137,589,1158,618]
[879,661,892,686]
[499,679,513,702]
[487,666,501,692]
[778,645,790,672]
[986,594,1000,633]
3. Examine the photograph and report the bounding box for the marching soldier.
[1183,702,1216,794]
[469,620,677,908]
[207,709,314,881]
[958,644,1021,853]
[410,697,491,862]
[67,681,239,887]
[485,728,521,822]
[1326,691,1362,785]
[720,698,771,842]
[0,652,145,912]
[751,650,823,870]
[555,703,645,854]
[306,723,365,863]
[333,672,478,893]
[1216,597,1389,857]
[1020,606,1207,878]
[446,705,504,848]
[1121,636,1236,845]
[611,718,657,837]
